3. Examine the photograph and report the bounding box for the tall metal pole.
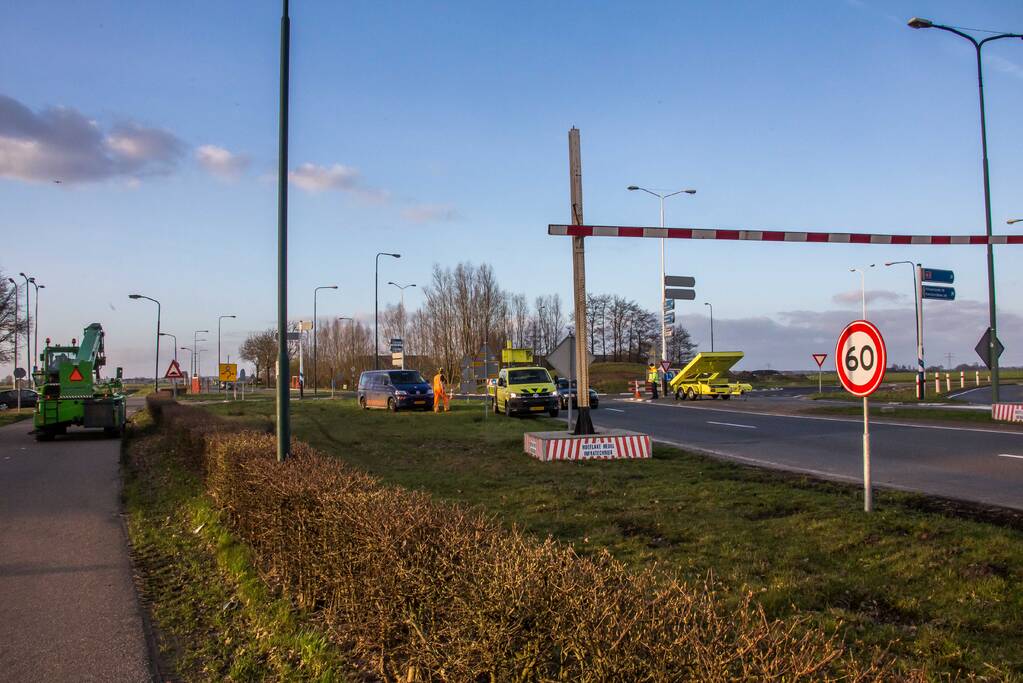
[276,0,291,461]
[704,302,714,352]
[19,274,30,378]
[7,279,19,404]
[130,294,161,392]
[569,128,594,435]
[659,196,666,363]
[31,281,42,371]
[885,261,923,399]
[909,19,1022,403]
[374,253,400,370]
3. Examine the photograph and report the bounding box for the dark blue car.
[357,370,434,412]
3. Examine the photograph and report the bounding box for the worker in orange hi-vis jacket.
[433,368,450,413]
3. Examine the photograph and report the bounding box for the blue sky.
[2,0,1022,375]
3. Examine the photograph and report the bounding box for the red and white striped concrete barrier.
[524,430,652,462]
[549,224,1023,245]
[992,404,1023,423]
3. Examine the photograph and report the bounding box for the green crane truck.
[33,323,126,441]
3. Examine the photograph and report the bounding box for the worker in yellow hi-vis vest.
[433,368,450,413]
[647,364,659,400]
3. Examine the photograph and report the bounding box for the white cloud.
[832,289,901,306]
[988,55,1023,81]
[0,93,183,183]
[289,162,360,192]
[401,203,460,223]
[196,144,249,180]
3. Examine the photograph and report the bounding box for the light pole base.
[572,406,595,435]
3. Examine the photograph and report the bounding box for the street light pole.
[218,314,237,387]
[7,279,19,404]
[276,0,291,461]
[908,17,1022,403]
[375,252,400,369]
[627,186,696,364]
[18,273,31,376]
[129,294,161,392]
[387,281,416,369]
[160,332,178,397]
[31,282,43,372]
[193,330,209,380]
[885,261,924,399]
[313,285,338,395]
[703,302,714,352]
[849,268,869,319]
[338,317,354,388]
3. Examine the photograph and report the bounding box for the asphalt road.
[0,418,151,682]
[587,398,1023,510]
[949,383,1023,405]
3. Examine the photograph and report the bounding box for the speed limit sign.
[836,320,886,397]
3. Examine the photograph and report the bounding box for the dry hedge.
[148,398,911,681]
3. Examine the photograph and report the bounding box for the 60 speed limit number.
[835,320,887,397]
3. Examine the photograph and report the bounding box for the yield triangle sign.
[164,359,184,379]
[68,366,84,382]
[812,353,827,368]
[660,360,671,372]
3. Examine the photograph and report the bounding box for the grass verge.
[0,411,32,427]
[204,398,1023,678]
[122,407,354,681]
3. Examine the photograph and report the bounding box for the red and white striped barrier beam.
[992,403,1023,423]
[524,430,651,462]
[548,225,1023,245]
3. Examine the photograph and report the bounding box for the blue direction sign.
[922,285,955,301]
[664,299,674,312]
[921,268,954,284]
[663,311,675,325]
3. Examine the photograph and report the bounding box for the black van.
[357,370,434,411]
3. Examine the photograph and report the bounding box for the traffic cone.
[633,381,641,400]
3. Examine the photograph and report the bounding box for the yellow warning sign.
[218,363,238,382]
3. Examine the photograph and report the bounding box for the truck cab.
[490,366,559,417]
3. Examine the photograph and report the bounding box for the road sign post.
[812,353,827,394]
[835,320,887,513]
[918,267,955,401]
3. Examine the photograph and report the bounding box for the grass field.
[0,411,31,427]
[202,398,1023,678]
[588,361,646,393]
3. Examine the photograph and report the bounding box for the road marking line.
[605,408,625,412]
[706,420,757,429]
[609,398,1023,436]
[998,454,1023,460]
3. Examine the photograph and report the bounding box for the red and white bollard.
[960,371,964,388]
[934,373,941,393]
[975,370,980,386]
[945,373,951,392]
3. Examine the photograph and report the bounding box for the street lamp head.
[1007,218,1022,225]
[684,189,696,195]
[704,302,710,306]
[627,185,640,191]
[389,253,401,258]
[908,17,933,29]
[28,277,35,283]
[129,294,142,299]
[19,272,26,277]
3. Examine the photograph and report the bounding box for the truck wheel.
[104,426,123,437]
[504,400,512,417]
[35,428,56,442]
[686,388,696,401]
[549,407,559,418]
[492,397,498,414]
[359,396,367,410]
[722,394,731,400]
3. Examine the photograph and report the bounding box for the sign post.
[812,353,827,393]
[835,320,887,513]
[165,359,184,398]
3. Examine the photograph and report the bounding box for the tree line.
[239,262,696,388]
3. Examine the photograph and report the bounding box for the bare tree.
[0,272,28,366]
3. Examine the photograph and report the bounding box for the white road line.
[706,420,757,429]
[609,398,1023,436]
[605,408,625,413]
[998,454,1023,460]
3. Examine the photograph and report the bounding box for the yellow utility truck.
[669,352,752,400]
[490,366,560,416]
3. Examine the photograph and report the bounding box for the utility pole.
[276,0,291,462]
[945,352,954,369]
[568,128,594,435]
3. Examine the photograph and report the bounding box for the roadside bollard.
[976,370,980,386]
[960,371,964,388]
[945,373,951,392]
[935,374,941,393]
